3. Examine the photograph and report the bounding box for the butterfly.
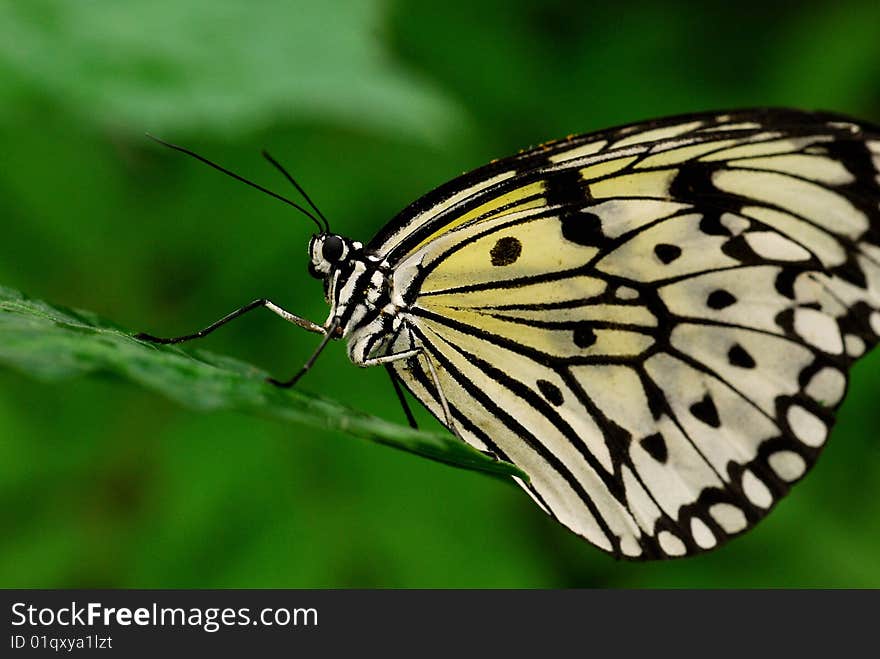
[138,108,880,559]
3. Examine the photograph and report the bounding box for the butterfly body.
[142,109,880,560]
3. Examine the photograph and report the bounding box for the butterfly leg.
[415,353,498,460]
[135,298,325,344]
[266,322,340,388]
[416,352,495,458]
[358,348,473,447]
[385,365,418,430]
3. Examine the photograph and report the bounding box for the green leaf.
[0,0,465,143]
[0,285,525,480]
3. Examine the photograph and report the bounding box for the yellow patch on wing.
[579,156,638,181]
[419,216,595,293]
[421,275,608,307]
[486,303,658,328]
[419,305,655,359]
[380,170,517,256]
[412,181,547,253]
[423,170,517,221]
[590,169,678,199]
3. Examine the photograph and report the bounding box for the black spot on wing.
[774,269,798,299]
[707,289,737,309]
[636,368,669,421]
[690,393,721,428]
[699,212,732,237]
[546,167,607,247]
[490,237,522,266]
[560,211,605,246]
[536,379,564,406]
[728,343,756,369]
[573,324,597,348]
[774,308,796,336]
[654,243,682,264]
[544,165,591,202]
[640,433,668,463]
[721,234,761,264]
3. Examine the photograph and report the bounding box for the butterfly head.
[308,233,359,279]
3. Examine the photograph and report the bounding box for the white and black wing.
[372,109,880,558]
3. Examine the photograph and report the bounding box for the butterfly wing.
[374,109,880,558]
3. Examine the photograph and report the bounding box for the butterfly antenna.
[146,134,324,233]
[261,150,331,233]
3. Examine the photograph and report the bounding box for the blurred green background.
[1,0,879,588]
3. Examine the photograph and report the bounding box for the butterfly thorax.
[308,233,407,364]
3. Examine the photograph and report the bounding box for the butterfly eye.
[322,235,345,263]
